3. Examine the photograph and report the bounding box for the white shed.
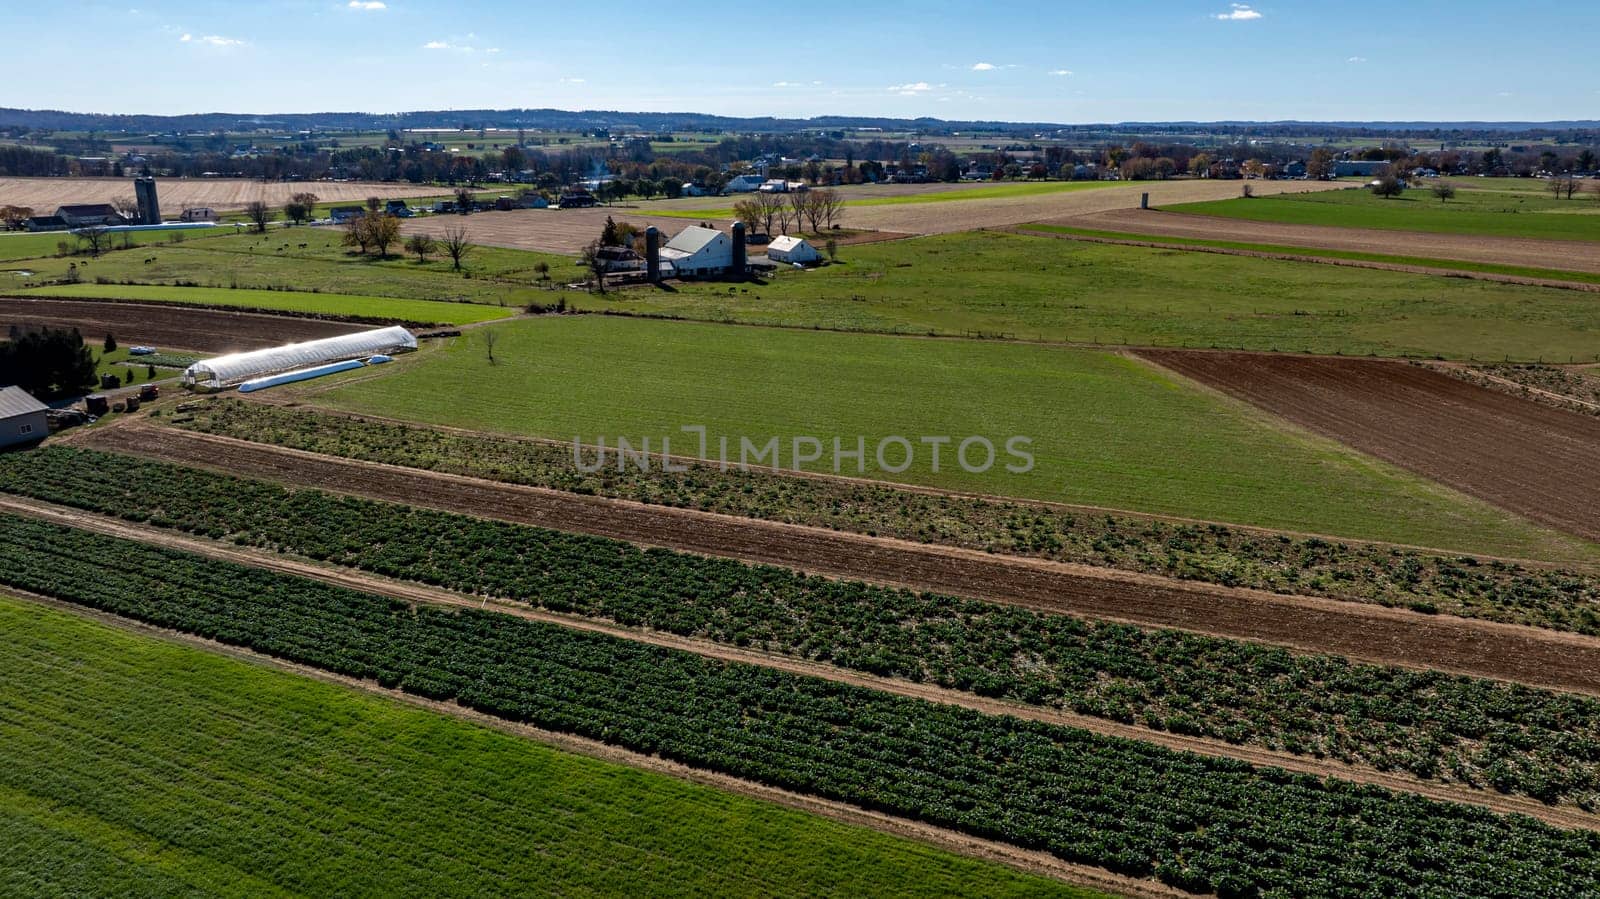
[766,235,821,265]
[0,386,48,447]
[658,226,733,276]
[182,326,417,391]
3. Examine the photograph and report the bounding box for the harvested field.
[79,423,1600,695]
[1138,350,1600,543]
[400,181,1341,254]
[0,296,362,353]
[0,177,446,214]
[1074,210,1600,275]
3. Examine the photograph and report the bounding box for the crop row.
[4,513,1598,898]
[175,399,1600,634]
[4,445,1600,809]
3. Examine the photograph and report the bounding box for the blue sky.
[7,1,1597,122]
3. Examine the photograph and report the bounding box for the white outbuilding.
[766,235,821,265]
[182,326,417,391]
[0,386,48,447]
[658,226,733,277]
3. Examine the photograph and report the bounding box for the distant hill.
[0,107,1595,141]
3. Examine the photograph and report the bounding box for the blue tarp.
[237,359,365,393]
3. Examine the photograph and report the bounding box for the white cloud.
[181,33,245,47]
[889,81,932,94]
[1215,3,1261,20]
[560,77,585,84]
[1346,56,1367,63]
[1048,69,1073,76]
[485,47,500,53]
[970,62,997,71]
[347,0,386,9]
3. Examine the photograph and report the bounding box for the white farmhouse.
[658,226,733,277]
[766,235,821,265]
[724,174,765,193]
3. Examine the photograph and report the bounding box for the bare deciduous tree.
[76,226,111,257]
[365,195,383,212]
[483,328,498,364]
[284,191,319,225]
[1431,182,1457,203]
[244,201,271,233]
[814,189,844,230]
[367,213,401,258]
[754,192,786,235]
[341,215,373,254]
[111,196,141,223]
[442,226,473,271]
[787,191,808,235]
[732,198,762,234]
[454,187,475,213]
[579,240,608,293]
[406,233,436,263]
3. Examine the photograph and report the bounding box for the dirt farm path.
[0,590,1184,898]
[76,423,1600,697]
[1137,350,1600,544]
[5,494,1592,833]
[1070,209,1600,275]
[0,296,364,353]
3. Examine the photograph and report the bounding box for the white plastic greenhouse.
[182,326,417,391]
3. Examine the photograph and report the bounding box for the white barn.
[0,386,48,447]
[659,226,733,277]
[766,235,821,265]
[724,174,765,193]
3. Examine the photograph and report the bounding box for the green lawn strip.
[1019,223,1600,285]
[0,226,234,263]
[20,283,516,325]
[1167,187,1600,242]
[570,230,1600,361]
[5,229,573,307]
[6,525,1599,898]
[651,180,1120,219]
[176,398,1600,632]
[8,444,1599,805]
[0,593,1083,899]
[311,315,1587,560]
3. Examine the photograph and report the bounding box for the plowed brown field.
[1138,350,1600,543]
[80,423,1600,695]
[0,296,362,353]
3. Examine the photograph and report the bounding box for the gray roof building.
[0,385,48,448]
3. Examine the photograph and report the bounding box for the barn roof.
[664,226,723,254]
[768,236,812,253]
[55,204,119,216]
[0,385,48,419]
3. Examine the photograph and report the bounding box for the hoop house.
[182,326,416,391]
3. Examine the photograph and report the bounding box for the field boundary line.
[4,496,1594,832]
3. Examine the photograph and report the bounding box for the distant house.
[1331,160,1389,178]
[595,245,643,273]
[558,187,597,208]
[24,215,67,232]
[766,235,821,265]
[0,386,48,448]
[493,196,517,211]
[179,207,218,222]
[758,179,808,193]
[681,182,708,197]
[659,225,733,277]
[385,200,414,217]
[329,206,364,224]
[54,204,124,227]
[1283,161,1307,178]
[724,174,765,193]
[519,193,550,209]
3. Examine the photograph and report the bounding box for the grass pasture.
[653,179,1121,220]
[24,283,518,325]
[585,231,1600,361]
[311,314,1587,560]
[1170,182,1600,242]
[0,226,231,263]
[0,595,1082,898]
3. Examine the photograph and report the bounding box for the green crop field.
[0,226,231,262]
[21,283,518,325]
[310,315,1586,559]
[0,594,1085,899]
[578,231,1600,361]
[4,228,573,308]
[1019,224,1600,284]
[1169,183,1600,241]
[653,179,1121,219]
